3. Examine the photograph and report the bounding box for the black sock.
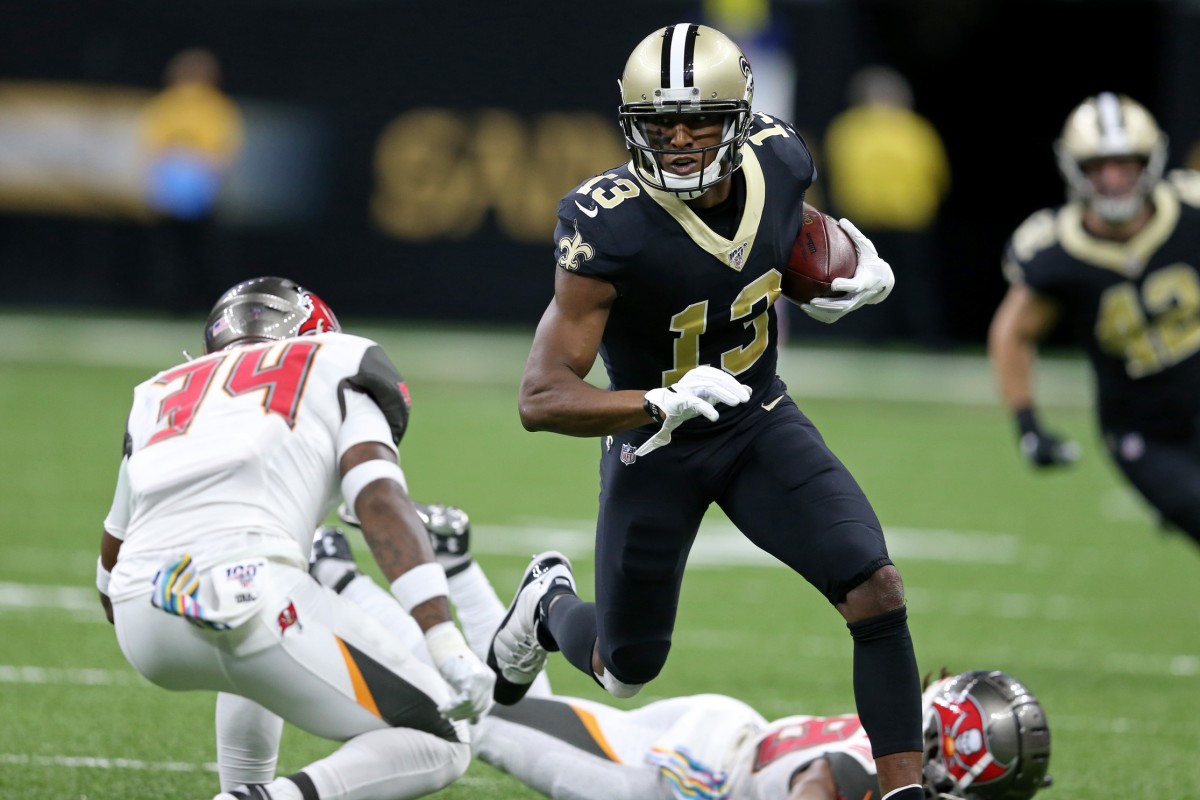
[847,606,922,756]
[541,593,600,678]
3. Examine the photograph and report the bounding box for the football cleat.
[486,551,575,705]
[308,526,359,593]
[213,785,272,800]
[416,503,472,577]
[337,501,473,577]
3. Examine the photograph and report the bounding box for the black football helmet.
[618,23,754,200]
[203,276,340,354]
[923,670,1052,800]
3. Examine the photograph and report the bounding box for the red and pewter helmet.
[203,276,341,354]
[922,670,1052,800]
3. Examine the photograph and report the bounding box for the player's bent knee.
[598,669,644,699]
[840,565,905,622]
[448,741,471,781]
[603,640,669,688]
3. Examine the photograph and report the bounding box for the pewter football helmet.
[923,670,1052,800]
[204,276,340,354]
[618,23,754,199]
[1054,92,1167,223]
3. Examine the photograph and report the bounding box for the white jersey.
[104,331,410,602]
[479,693,877,800]
[728,712,875,800]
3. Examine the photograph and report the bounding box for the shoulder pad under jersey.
[555,167,647,264]
[746,112,816,184]
[339,344,411,445]
[1003,207,1060,285]
[1166,169,1200,208]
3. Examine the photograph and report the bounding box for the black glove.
[1015,408,1080,468]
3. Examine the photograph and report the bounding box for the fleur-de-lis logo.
[557,219,595,271]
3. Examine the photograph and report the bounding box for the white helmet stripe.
[661,23,698,88]
[1096,91,1128,152]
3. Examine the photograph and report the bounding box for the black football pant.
[589,386,892,685]
[1106,426,1200,547]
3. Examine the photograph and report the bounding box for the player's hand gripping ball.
[781,203,859,305]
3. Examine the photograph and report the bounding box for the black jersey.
[550,113,815,431]
[1003,170,1200,435]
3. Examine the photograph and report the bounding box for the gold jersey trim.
[1058,182,1179,277]
[637,147,765,271]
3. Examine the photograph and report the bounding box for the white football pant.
[113,563,469,800]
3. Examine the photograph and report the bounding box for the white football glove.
[425,621,495,723]
[635,365,751,457]
[801,218,895,324]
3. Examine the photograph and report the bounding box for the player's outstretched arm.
[988,284,1079,468]
[341,440,495,722]
[519,269,652,437]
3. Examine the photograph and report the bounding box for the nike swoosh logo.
[761,394,784,412]
[574,200,598,218]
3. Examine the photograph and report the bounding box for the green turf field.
[1,312,1197,799]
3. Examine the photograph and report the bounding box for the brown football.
[781,203,859,306]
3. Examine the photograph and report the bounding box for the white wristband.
[341,459,407,516]
[390,563,448,613]
[96,557,111,595]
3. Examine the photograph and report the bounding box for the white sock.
[881,784,924,800]
[446,562,506,659]
[312,558,356,589]
[261,779,303,800]
[216,693,283,790]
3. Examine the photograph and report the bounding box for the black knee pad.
[605,640,671,686]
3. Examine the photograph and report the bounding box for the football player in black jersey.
[488,23,925,800]
[989,93,1200,549]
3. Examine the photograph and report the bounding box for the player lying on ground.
[313,512,1053,800]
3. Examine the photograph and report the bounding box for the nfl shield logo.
[727,242,747,270]
[620,443,637,465]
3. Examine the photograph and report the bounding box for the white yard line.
[0,752,217,773]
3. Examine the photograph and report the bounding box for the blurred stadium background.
[4,0,1200,341]
[2,0,1199,798]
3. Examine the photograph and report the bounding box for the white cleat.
[486,550,575,705]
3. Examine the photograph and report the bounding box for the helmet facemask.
[618,23,754,200]
[1054,92,1167,225]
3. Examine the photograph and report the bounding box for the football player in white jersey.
[309,524,1053,800]
[96,277,495,800]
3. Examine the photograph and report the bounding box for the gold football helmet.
[618,23,754,199]
[1054,92,1167,223]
